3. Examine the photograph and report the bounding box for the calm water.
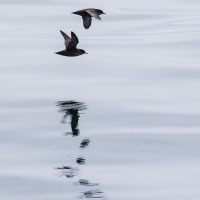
[1,0,200,199]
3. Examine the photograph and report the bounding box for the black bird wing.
[82,16,92,29]
[68,32,79,51]
[86,9,101,20]
[60,30,71,50]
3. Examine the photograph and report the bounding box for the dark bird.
[55,30,87,57]
[72,8,105,29]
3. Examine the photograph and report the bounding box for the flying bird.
[72,8,106,29]
[55,30,87,57]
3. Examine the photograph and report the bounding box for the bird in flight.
[72,8,106,29]
[55,30,87,57]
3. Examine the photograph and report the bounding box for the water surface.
[1,0,200,199]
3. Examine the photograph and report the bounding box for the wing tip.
[60,30,65,36]
[71,31,78,39]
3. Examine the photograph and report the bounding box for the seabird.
[72,8,106,29]
[55,30,87,57]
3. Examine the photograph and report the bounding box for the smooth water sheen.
[1,0,200,199]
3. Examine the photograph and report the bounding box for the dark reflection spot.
[56,166,79,178]
[80,189,104,199]
[78,179,99,186]
[76,157,86,165]
[57,101,87,137]
[80,138,91,148]
[56,166,72,170]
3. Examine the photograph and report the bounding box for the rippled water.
[1,0,200,199]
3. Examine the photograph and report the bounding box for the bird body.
[56,49,86,57]
[55,30,87,57]
[72,8,105,29]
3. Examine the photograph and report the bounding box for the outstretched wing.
[68,32,79,51]
[86,9,101,20]
[82,16,92,29]
[60,30,71,49]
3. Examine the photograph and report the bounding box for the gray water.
[1,0,200,199]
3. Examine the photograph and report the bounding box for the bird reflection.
[56,100,105,199]
[56,166,79,178]
[77,179,99,186]
[76,157,86,165]
[80,138,90,148]
[80,189,104,199]
[57,101,87,136]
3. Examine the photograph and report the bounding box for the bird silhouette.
[72,8,105,29]
[55,30,87,57]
